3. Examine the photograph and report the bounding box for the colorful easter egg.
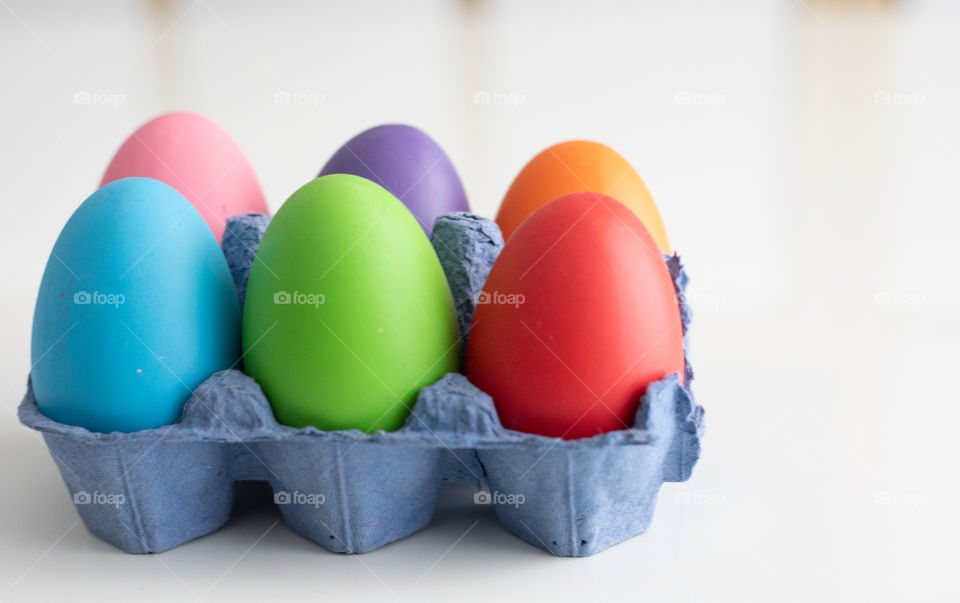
[467,192,683,439]
[31,177,241,433]
[319,124,469,236]
[102,112,269,242]
[496,141,671,252]
[243,174,460,432]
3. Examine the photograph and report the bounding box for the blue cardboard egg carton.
[18,213,704,557]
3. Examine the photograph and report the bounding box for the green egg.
[242,174,460,432]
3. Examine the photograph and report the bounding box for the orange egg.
[495,141,671,252]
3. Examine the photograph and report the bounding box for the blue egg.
[30,177,241,433]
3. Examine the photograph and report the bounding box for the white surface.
[1,0,958,601]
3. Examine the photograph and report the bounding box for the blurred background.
[1,0,957,601]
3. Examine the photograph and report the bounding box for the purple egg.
[319,124,470,235]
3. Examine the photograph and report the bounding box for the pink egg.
[101,112,268,242]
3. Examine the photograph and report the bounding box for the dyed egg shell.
[495,141,671,252]
[31,177,241,433]
[101,112,268,242]
[318,124,469,236]
[242,174,460,432]
[467,192,683,439]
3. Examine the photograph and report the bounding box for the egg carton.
[18,212,704,557]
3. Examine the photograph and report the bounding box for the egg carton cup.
[19,212,704,557]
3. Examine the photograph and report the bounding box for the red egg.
[101,112,268,242]
[465,192,684,439]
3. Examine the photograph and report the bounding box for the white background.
[1,0,957,601]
